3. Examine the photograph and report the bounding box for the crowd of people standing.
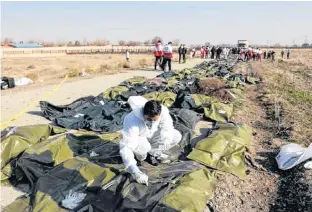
[198,46,231,60]
[149,40,292,72]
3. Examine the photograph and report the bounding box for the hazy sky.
[1,1,312,45]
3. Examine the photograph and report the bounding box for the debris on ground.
[276,143,312,170]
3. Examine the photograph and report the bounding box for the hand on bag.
[133,171,149,186]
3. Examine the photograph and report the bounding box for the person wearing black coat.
[216,47,223,60]
[178,44,183,64]
[211,46,216,59]
[182,45,187,63]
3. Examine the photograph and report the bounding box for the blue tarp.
[9,43,43,48]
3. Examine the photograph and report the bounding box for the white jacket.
[222,48,228,55]
[120,96,175,168]
[153,44,163,52]
[163,44,173,54]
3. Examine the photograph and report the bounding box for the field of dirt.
[209,49,312,212]
[1,53,184,93]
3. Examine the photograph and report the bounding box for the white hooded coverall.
[119,96,182,170]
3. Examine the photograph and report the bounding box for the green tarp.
[179,68,193,76]
[246,76,260,84]
[167,78,180,87]
[191,94,213,107]
[1,125,66,179]
[31,157,115,212]
[1,125,121,185]
[143,91,177,107]
[203,101,234,122]
[2,196,31,212]
[160,168,216,212]
[121,76,148,85]
[102,86,129,99]
[187,123,252,178]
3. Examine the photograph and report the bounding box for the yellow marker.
[0,74,69,130]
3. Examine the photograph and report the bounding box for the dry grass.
[1,54,160,83]
[199,78,225,93]
[198,78,235,102]
[99,64,112,72]
[138,58,148,67]
[27,64,35,70]
[252,52,312,146]
[25,73,39,81]
[67,67,82,77]
[85,66,97,73]
[122,62,131,68]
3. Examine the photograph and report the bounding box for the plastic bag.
[304,161,312,169]
[15,77,33,86]
[276,143,312,170]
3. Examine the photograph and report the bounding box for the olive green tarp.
[228,88,244,100]
[5,157,116,212]
[1,125,121,185]
[179,68,193,76]
[203,101,234,123]
[3,196,31,212]
[102,86,129,99]
[227,78,242,88]
[143,91,177,107]
[120,76,148,85]
[159,168,216,212]
[167,78,180,87]
[191,94,213,107]
[1,125,66,170]
[1,125,67,184]
[246,76,260,84]
[192,71,208,79]
[187,123,252,178]
[31,157,115,212]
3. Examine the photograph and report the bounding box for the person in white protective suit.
[222,47,228,59]
[119,96,182,185]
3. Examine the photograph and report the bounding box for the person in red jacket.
[161,42,173,71]
[153,40,163,70]
[248,48,253,61]
[200,46,205,59]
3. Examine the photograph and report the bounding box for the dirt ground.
[1,54,154,91]
[0,58,204,208]
[1,54,183,91]
[209,50,312,212]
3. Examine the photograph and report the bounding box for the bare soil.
[209,51,312,212]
